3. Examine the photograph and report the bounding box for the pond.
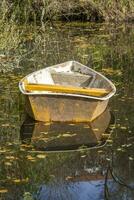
[0,22,134,200]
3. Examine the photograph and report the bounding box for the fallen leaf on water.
[120,126,127,130]
[117,148,122,151]
[20,148,25,151]
[13,179,21,183]
[117,123,121,127]
[0,189,8,193]
[5,156,16,160]
[84,125,89,128]
[65,176,73,180]
[36,154,46,159]
[102,133,110,137]
[125,118,128,121]
[62,134,72,137]
[92,128,99,131]
[121,144,127,147]
[81,155,86,158]
[7,142,13,146]
[102,68,122,76]
[97,150,103,153]
[50,174,55,178]
[107,139,113,143]
[44,122,51,126]
[26,155,35,160]
[5,162,12,166]
[109,124,116,129]
[69,124,75,126]
[129,157,133,161]
[0,150,6,153]
[127,144,132,147]
[13,178,29,183]
[1,123,10,127]
[41,132,48,135]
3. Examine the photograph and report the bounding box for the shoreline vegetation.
[0,0,134,24]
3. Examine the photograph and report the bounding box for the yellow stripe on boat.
[24,83,109,97]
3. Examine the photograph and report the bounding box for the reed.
[0,0,134,24]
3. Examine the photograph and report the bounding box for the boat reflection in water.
[20,108,114,151]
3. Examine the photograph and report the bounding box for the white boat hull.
[19,61,116,122]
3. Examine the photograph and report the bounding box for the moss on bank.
[0,0,134,24]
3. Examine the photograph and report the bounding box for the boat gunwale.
[19,61,116,101]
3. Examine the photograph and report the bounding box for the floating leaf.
[102,133,110,137]
[5,156,16,160]
[62,134,72,137]
[98,150,103,153]
[13,179,21,183]
[36,154,46,159]
[0,189,8,193]
[20,148,25,151]
[120,126,127,130]
[93,128,99,131]
[42,132,48,135]
[114,109,119,112]
[44,122,51,126]
[65,176,73,180]
[117,148,122,151]
[7,142,13,146]
[0,150,6,153]
[26,155,36,161]
[127,144,132,147]
[62,133,76,137]
[1,123,10,127]
[49,174,55,178]
[69,124,75,126]
[5,162,12,166]
[84,125,89,128]
[23,192,33,200]
[107,139,113,143]
[102,68,122,76]
[81,155,86,158]
[13,178,29,183]
[129,157,133,161]
[121,144,126,147]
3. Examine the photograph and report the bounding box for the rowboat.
[20,108,114,151]
[19,61,116,122]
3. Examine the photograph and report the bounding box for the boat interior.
[26,61,112,91]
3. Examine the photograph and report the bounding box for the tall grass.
[0,0,134,24]
[94,0,134,21]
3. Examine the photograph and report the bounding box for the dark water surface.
[0,22,134,200]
